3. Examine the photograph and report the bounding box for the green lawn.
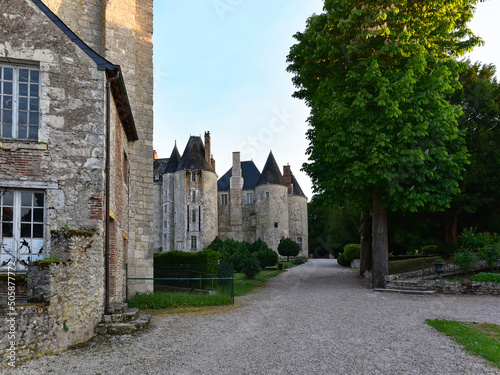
[427,319,500,369]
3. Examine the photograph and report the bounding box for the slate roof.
[217,161,261,191]
[31,0,138,141]
[291,173,306,198]
[166,144,181,173]
[256,151,286,187]
[153,158,170,182]
[176,136,215,172]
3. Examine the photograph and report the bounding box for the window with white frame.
[0,190,45,271]
[250,216,256,226]
[297,237,303,250]
[246,192,253,204]
[190,236,197,250]
[221,194,228,205]
[0,64,40,140]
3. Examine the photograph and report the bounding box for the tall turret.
[255,151,289,253]
[283,166,308,257]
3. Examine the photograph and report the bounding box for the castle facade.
[153,133,308,257]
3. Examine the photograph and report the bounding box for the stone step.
[386,282,433,291]
[374,288,436,295]
[97,313,151,335]
[108,302,129,314]
[102,308,139,323]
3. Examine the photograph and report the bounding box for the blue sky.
[153,1,500,201]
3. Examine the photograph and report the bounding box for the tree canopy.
[287,0,485,287]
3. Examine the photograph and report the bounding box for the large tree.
[287,1,484,287]
[442,61,500,242]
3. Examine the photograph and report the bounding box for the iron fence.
[126,262,234,302]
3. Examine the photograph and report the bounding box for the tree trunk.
[444,214,459,244]
[359,210,372,277]
[372,197,388,288]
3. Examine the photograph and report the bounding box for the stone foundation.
[0,232,104,369]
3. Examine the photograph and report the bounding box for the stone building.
[0,0,153,361]
[154,135,308,257]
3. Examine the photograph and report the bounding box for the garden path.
[11,259,500,374]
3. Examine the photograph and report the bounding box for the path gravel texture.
[10,259,500,375]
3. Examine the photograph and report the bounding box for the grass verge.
[234,270,284,297]
[426,319,500,369]
[128,291,233,309]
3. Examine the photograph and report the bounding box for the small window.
[190,236,197,250]
[123,152,129,185]
[192,209,197,223]
[221,194,228,205]
[174,211,177,224]
[0,64,41,140]
[297,237,303,250]
[274,222,278,228]
[192,171,196,182]
[266,192,270,198]
[251,217,256,226]
[246,192,253,204]
[191,190,196,203]
[154,174,160,181]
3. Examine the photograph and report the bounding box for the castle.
[153,132,308,257]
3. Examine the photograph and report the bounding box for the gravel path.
[10,259,500,375]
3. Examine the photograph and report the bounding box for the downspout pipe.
[105,70,120,314]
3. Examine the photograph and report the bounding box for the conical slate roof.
[256,151,286,186]
[166,144,181,173]
[176,136,215,172]
[291,173,306,198]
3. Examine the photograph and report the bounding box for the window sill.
[0,140,47,151]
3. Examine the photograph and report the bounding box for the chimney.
[232,152,241,177]
[153,150,158,160]
[211,154,216,170]
[283,165,292,194]
[204,131,211,165]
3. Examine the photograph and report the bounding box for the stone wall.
[0,0,107,248]
[0,232,104,368]
[288,195,309,257]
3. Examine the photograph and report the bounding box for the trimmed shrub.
[470,273,500,283]
[452,251,478,275]
[421,245,437,256]
[343,244,360,262]
[337,253,350,267]
[250,238,268,253]
[256,248,278,268]
[154,249,220,275]
[278,238,300,261]
[207,236,224,252]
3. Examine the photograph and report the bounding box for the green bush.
[479,245,500,270]
[337,253,350,267]
[436,242,458,257]
[256,248,278,268]
[207,236,224,252]
[421,245,437,256]
[452,251,478,275]
[154,249,220,275]
[343,244,360,262]
[458,228,496,250]
[249,238,268,253]
[470,273,500,283]
[278,238,300,261]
